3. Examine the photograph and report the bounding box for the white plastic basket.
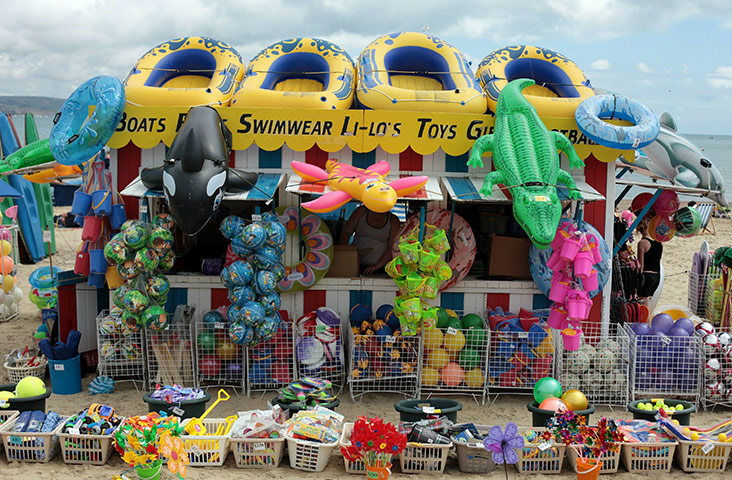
[0,415,67,463]
[4,359,47,384]
[230,435,286,468]
[398,441,452,474]
[56,425,117,465]
[674,438,732,473]
[621,441,677,473]
[179,418,231,466]
[285,433,338,472]
[515,428,565,474]
[340,422,365,474]
[0,410,19,453]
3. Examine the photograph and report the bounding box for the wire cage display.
[347,327,421,401]
[625,323,703,406]
[700,325,732,411]
[96,309,146,386]
[0,224,20,322]
[246,316,295,396]
[145,319,196,389]
[193,319,244,391]
[555,322,629,407]
[294,308,345,392]
[705,270,731,326]
[689,270,721,318]
[421,311,489,404]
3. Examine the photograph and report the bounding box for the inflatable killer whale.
[141,106,258,234]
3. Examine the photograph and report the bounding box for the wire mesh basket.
[625,323,702,406]
[555,322,629,407]
[246,317,295,396]
[0,224,20,323]
[688,270,721,317]
[96,309,146,386]
[294,308,345,392]
[700,325,732,410]
[705,271,729,325]
[193,320,244,391]
[348,328,421,401]
[145,321,196,389]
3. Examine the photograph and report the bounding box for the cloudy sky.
[2,0,731,134]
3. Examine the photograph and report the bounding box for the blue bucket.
[74,215,84,227]
[91,190,112,216]
[71,191,92,216]
[87,272,106,288]
[89,249,108,274]
[110,203,127,230]
[48,354,82,395]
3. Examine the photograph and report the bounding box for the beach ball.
[145,274,170,298]
[465,368,485,388]
[674,317,695,336]
[1,275,14,293]
[228,260,254,285]
[15,376,47,397]
[104,238,131,264]
[220,215,245,239]
[119,220,138,232]
[123,289,149,314]
[0,240,11,256]
[255,315,279,340]
[229,322,253,345]
[122,311,140,330]
[533,376,562,403]
[539,397,567,413]
[158,250,176,270]
[254,270,277,294]
[631,192,654,214]
[203,310,225,324]
[349,303,372,327]
[422,367,439,386]
[427,348,449,370]
[459,348,481,369]
[142,305,168,331]
[122,224,148,249]
[654,190,680,216]
[270,262,286,281]
[241,223,266,250]
[424,328,444,350]
[263,221,286,248]
[226,304,244,323]
[561,389,589,411]
[230,285,255,306]
[197,330,218,352]
[113,286,130,309]
[651,313,674,334]
[240,301,266,326]
[253,246,281,270]
[199,355,221,377]
[375,304,392,320]
[443,330,466,353]
[231,235,253,257]
[465,327,487,349]
[461,313,483,329]
[153,213,175,231]
[117,260,140,280]
[674,206,701,237]
[441,362,465,387]
[648,215,676,242]
[148,227,174,253]
[257,292,281,316]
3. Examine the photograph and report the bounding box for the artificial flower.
[160,432,189,479]
[483,423,525,465]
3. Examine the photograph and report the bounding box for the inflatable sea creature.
[290,159,428,214]
[140,106,258,234]
[468,78,584,249]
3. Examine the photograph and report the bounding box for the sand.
[0,206,730,479]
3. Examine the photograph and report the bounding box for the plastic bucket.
[74,249,90,276]
[0,383,51,412]
[587,235,603,264]
[366,463,391,480]
[70,190,91,216]
[576,457,602,480]
[87,273,106,288]
[566,297,585,320]
[562,329,582,351]
[91,190,112,216]
[143,391,211,419]
[136,460,162,480]
[546,250,566,271]
[81,216,103,241]
[110,203,127,230]
[581,298,593,319]
[582,270,599,291]
[105,266,124,289]
[560,237,582,261]
[548,305,568,329]
[573,252,594,278]
[89,249,108,274]
[549,282,570,303]
[74,214,84,227]
[48,354,82,395]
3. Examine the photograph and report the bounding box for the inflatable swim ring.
[477,45,595,118]
[49,75,125,166]
[575,94,660,151]
[529,219,611,298]
[356,32,487,113]
[124,36,244,106]
[231,38,355,109]
[28,265,62,309]
[392,208,476,291]
[277,206,333,292]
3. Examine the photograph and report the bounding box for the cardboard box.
[486,234,532,280]
[326,245,359,278]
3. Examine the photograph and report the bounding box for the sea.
[9,115,732,203]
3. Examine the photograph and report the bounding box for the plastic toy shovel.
[185,389,230,436]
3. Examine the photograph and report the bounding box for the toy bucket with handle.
[582,270,599,292]
[184,388,230,436]
[91,190,112,216]
[549,281,570,303]
[562,328,582,351]
[89,249,108,274]
[81,216,103,241]
[573,250,594,278]
[74,243,90,276]
[110,203,127,230]
[71,190,92,216]
[548,305,568,329]
[560,235,582,261]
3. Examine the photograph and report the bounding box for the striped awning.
[441,176,604,203]
[285,175,443,202]
[121,173,286,202]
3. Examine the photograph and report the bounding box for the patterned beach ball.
[220,215,245,240]
[257,292,281,316]
[230,285,256,306]
[229,322,253,345]
[241,223,266,250]
[228,260,254,285]
[240,301,266,326]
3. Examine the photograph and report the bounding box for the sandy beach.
[1,206,731,479]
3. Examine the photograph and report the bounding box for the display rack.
[96,309,146,387]
[193,320,244,392]
[145,320,196,389]
[246,318,295,397]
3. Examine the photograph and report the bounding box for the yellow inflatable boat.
[477,45,595,118]
[231,38,355,109]
[124,36,244,106]
[356,32,487,113]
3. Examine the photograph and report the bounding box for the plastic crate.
[285,433,338,472]
[515,429,565,474]
[674,438,732,473]
[230,435,285,468]
[621,441,677,473]
[398,442,452,474]
[0,415,67,463]
[567,445,622,474]
[179,418,231,466]
[454,439,495,473]
[57,426,117,465]
[340,422,366,474]
[4,359,47,384]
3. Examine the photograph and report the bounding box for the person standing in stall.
[636,218,663,306]
[339,205,400,275]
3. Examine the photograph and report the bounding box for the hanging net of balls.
[144,320,196,389]
[422,311,489,404]
[246,313,295,395]
[626,323,702,407]
[194,314,244,391]
[699,325,732,410]
[96,309,146,385]
[294,307,345,391]
[556,322,629,407]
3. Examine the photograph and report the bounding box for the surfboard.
[649,263,664,312]
[25,113,56,255]
[0,113,45,263]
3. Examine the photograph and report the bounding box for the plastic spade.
[184,388,230,435]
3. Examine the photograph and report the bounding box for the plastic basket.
[621,441,677,473]
[3,359,47,384]
[0,415,67,463]
[57,426,117,465]
[515,428,566,474]
[398,441,452,474]
[454,439,495,473]
[567,445,622,474]
[0,410,18,452]
[674,439,732,473]
[340,422,366,474]
[179,418,231,466]
[285,433,338,472]
[230,435,286,468]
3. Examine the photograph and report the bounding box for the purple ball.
[667,327,690,337]
[227,362,243,379]
[651,313,674,334]
[674,317,695,336]
[630,322,653,336]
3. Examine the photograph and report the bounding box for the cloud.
[637,62,655,74]
[708,66,732,88]
[591,59,611,70]
[681,64,688,74]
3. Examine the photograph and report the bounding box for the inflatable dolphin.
[628,112,727,207]
[141,106,258,234]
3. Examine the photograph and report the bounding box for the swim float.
[124,36,244,106]
[231,38,355,109]
[477,45,595,117]
[277,206,333,292]
[356,32,487,113]
[575,94,660,150]
[49,75,125,166]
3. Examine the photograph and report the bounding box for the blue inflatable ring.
[29,265,62,290]
[50,75,125,166]
[574,94,660,150]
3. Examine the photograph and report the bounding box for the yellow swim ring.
[124,36,244,106]
[231,38,355,109]
[477,45,595,117]
[356,32,487,113]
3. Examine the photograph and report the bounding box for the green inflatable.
[467,78,585,249]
